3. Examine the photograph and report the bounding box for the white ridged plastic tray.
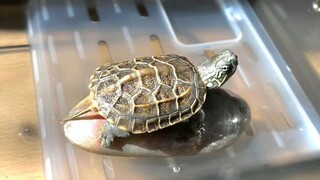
[27,0,320,179]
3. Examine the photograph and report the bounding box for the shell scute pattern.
[180,108,192,121]
[134,63,150,70]
[96,77,121,105]
[105,109,118,124]
[135,56,153,64]
[153,54,179,63]
[132,122,144,133]
[140,69,158,91]
[174,80,192,96]
[100,71,112,79]
[114,95,132,114]
[154,85,175,100]
[134,104,158,117]
[90,54,206,133]
[146,118,159,132]
[168,58,195,83]
[150,58,176,87]
[158,101,176,115]
[117,60,135,69]
[177,87,194,110]
[134,89,156,104]
[197,87,207,103]
[117,117,131,131]
[108,66,120,75]
[116,70,132,79]
[121,78,140,96]
[169,111,180,125]
[158,68,175,87]
[89,66,106,90]
[158,116,170,129]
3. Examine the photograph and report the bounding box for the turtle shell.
[89,54,207,134]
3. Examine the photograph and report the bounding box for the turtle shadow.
[107,88,251,156]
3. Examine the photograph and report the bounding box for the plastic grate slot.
[264,82,296,129]
[85,0,100,22]
[73,31,86,61]
[112,0,122,14]
[66,143,80,180]
[266,122,285,148]
[37,98,46,139]
[122,26,135,53]
[135,0,149,17]
[103,157,115,179]
[237,65,251,87]
[150,35,164,55]
[98,40,112,64]
[31,49,40,82]
[45,158,53,180]
[65,0,75,18]
[242,41,257,62]
[47,35,58,64]
[40,0,49,21]
[162,0,238,44]
[269,110,296,131]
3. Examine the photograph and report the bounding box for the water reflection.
[313,0,320,12]
[64,89,250,156]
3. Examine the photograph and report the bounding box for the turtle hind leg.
[99,123,130,147]
[62,95,95,121]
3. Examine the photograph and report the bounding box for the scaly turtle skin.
[63,49,238,146]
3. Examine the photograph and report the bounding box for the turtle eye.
[221,65,229,72]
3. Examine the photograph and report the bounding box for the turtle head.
[198,49,238,89]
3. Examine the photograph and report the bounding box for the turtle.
[62,49,238,146]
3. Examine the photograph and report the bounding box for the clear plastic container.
[27,0,320,179]
[249,0,320,117]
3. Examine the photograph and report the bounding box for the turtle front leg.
[189,109,206,138]
[99,123,130,147]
